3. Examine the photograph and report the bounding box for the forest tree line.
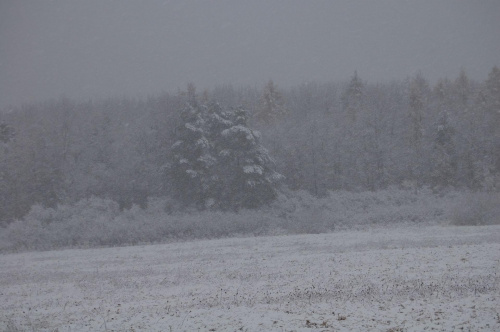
[1,67,499,225]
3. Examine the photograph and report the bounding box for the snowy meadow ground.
[1,224,499,331]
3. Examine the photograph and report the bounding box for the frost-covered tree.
[215,107,284,209]
[408,74,428,148]
[454,69,471,109]
[473,66,500,189]
[342,71,364,123]
[407,73,430,186]
[431,110,457,188]
[255,80,287,123]
[170,103,216,209]
[0,122,15,144]
[484,66,500,139]
[485,66,500,112]
[170,100,283,210]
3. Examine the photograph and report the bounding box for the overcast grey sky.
[1,0,499,108]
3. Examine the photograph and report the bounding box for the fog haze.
[1,0,499,108]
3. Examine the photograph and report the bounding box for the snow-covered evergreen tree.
[431,110,457,188]
[407,73,430,187]
[255,80,287,124]
[342,71,364,123]
[170,100,283,210]
[0,122,15,144]
[170,103,216,209]
[215,107,284,209]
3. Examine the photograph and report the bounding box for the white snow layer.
[1,225,499,331]
[243,165,264,175]
[221,125,255,141]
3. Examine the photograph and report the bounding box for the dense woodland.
[1,67,499,226]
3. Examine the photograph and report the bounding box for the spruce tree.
[342,71,364,123]
[170,101,283,210]
[255,80,287,124]
[215,107,284,209]
[170,103,215,208]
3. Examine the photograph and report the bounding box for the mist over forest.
[0,1,499,248]
[1,3,500,330]
[1,68,499,226]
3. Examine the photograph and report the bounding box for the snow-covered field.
[1,225,499,331]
